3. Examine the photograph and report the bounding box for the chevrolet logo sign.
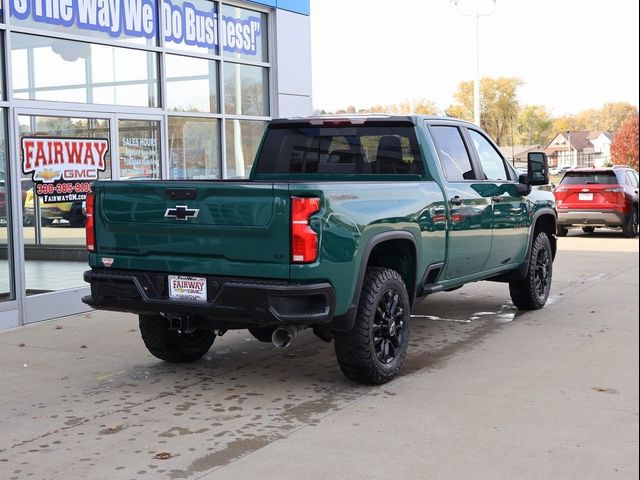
[165,206,200,221]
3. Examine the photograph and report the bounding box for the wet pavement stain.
[1,296,531,479]
[168,435,276,479]
[159,427,210,438]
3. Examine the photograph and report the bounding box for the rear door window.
[430,126,477,181]
[560,171,619,185]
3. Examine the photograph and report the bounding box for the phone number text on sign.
[36,182,92,196]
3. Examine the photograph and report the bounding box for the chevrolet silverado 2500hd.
[83,116,557,384]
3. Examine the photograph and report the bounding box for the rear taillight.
[85,192,96,252]
[554,187,568,193]
[291,196,321,263]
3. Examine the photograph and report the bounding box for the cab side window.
[431,126,476,181]
[468,130,509,181]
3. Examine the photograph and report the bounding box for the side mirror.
[526,152,549,186]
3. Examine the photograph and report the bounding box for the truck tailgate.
[91,181,290,279]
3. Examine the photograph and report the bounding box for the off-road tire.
[582,226,595,233]
[248,326,276,343]
[334,267,410,385]
[557,225,568,237]
[139,315,215,362]
[509,232,553,310]
[623,206,638,238]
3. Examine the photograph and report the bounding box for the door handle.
[450,196,463,206]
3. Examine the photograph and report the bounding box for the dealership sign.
[22,137,108,203]
[9,0,263,56]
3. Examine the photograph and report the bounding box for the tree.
[552,103,638,133]
[610,115,639,170]
[446,77,523,145]
[337,98,440,115]
[515,105,553,146]
[600,102,638,132]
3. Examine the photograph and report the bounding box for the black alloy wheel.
[509,232,553,310]
[533,244,551,301]
[372,288,406,364]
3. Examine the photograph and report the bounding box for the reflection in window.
[221,4,268,62]
[468,130,507,180]
[225,120,267,178]
[18,115,111,252]
[163,0,219,56]
[166,55,218,113]
[11,33,158,107]
[224,63,269,116]
[168,117,220,179]
[431,126,476,181]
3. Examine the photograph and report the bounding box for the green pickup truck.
[83,116,557,384]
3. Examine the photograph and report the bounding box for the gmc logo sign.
[63,169,98,180]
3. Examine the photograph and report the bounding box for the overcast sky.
[309,0,640,116]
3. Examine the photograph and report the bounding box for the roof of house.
[546,130,615,152]
[545,130,614,152]
[498,145,542,159]
[588,131,615,142]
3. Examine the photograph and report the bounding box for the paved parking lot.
[1,231,638,480]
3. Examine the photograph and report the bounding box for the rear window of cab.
[254,124,424,175]
[560,171,618,185]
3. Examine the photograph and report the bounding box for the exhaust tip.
[272,327,294,349]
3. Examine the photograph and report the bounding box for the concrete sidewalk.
[0,235,638,480]
[207,249,639,480]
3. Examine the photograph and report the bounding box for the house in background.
[498,145,543,171]
[544,131,616,168]
[588,131,616,167]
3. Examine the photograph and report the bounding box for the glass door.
[14,110,164,324]
[17,112,112,323]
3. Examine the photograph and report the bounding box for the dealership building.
[0,0,312,330]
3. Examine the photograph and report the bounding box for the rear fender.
[331,231,417,332]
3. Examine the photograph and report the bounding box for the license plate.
[578,193,593,201]
[168,276,207,302]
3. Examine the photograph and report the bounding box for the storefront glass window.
[0,110,13,302]
[221,4,268,62]
[163,0,219,56]
[9,0,158,46]
[118,120,161,179]
[224,63,269,116]
[225,119,267,178]
[166,55,219,113]
[11,33,158,107]
[168,117,220,179]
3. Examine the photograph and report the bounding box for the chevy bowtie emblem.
[165,205,200,221]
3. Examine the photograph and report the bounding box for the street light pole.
[473,2,480,126]
[451,0,496,126]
